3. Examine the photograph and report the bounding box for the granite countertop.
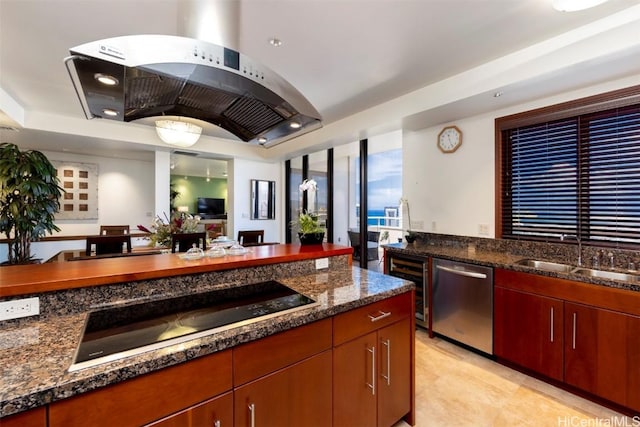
[0,267,413,418]
[384,242,640,293]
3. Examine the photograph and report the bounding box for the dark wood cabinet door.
[494,287,564,381]
[565,302,640,411]
[1,407,46,427]
[234,350,332,427]
[147,392,233,427]
[333,332,378,427]
[377,318,412,427]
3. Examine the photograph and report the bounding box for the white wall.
[229,158,282,243]
[0,151,156,263]
[403,74,640,238]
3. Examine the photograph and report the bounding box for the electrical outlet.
[431,221,437,231]
[0,297,40,321]
[478,223,490,236]
[315,257,329,269]
[411,220,424,230]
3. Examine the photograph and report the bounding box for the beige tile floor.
[394,328,634,427]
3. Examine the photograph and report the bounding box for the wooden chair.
[237,230,264,246]
[171,232,207,253]
[86,235,132,256]
[99,225,130,235]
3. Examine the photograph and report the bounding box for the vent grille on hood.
[64,35,322,146]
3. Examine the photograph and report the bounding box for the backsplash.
[409,232,640,270]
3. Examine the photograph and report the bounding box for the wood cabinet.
[146,392,233,427]
[564,302,640,410]
[49,350,233,427]
[234,351,332,427]
[494,269,640,413]
[233,318,333,427]
[1,406,46,427]
[494,286,564,381]
[333,293,414,427]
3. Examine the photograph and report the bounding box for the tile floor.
[394,328,634,427]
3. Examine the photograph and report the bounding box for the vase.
[298,232,325,245]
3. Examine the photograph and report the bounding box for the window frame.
[495,84,640,248]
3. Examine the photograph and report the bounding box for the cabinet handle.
[382,338,391,385]
[572,312,577,350]
[248,403,255,427]
[550,307,554,343]
[366,346,376,395]
[368,310,391,322]
[214,421,221,427]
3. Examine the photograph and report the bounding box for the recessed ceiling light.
[494,92,503,98]
[94,73,119,86]
[102,108,118,116]
[551,0,609,12]
[289,121,301,129]
[269,38,283,47]
[257,137,267,144]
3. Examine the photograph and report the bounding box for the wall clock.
[437,125,462,153]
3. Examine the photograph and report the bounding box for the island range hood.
[64,34,322,146]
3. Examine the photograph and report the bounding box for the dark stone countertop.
[384,241,640,293]
[0,267,413,418]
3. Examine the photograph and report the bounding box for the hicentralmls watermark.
[558,416,640,427]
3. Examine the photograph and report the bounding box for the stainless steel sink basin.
[571,268,639,283]
[514,259,575,273]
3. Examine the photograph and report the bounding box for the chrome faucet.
[560,234,582,266]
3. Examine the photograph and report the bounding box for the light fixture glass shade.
[155,120,203,147]
[551,0,609,12]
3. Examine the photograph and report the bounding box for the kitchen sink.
[514,259,575,273]
[571,268,639,283]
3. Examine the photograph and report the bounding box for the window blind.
[501,104,640,246]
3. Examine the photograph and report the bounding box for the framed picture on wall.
[251,179,275,220]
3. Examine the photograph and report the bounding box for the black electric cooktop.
[70,281,317,371]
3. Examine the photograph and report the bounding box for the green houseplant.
[292,179,325,245]
[0,143,63,264]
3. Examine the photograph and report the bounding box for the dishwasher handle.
[436,264,487,279]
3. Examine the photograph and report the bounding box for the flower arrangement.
[138,212,201,247]
[291,179,325,241]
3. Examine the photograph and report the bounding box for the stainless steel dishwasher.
[432,258,493,354]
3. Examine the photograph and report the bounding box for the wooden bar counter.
[0,243,352,297]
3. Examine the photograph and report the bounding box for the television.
[197,197,226,218]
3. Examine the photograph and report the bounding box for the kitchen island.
[0,244,416,426]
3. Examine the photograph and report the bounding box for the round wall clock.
[437,125,462,153]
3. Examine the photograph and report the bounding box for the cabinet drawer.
[333,292,412,346]
[49,350,232,427]
[233,318,332,386]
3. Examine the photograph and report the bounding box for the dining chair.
[99,225,130,235]
[237,230,264,246]
[171,232,207,253]
[86,235,132,256]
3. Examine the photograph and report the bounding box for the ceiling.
[1,0,640,177]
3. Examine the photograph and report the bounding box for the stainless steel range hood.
[64,34,322,146]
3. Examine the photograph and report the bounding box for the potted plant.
[292,179,325,245]
[294,212,325,245]
[0,143,63,264]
